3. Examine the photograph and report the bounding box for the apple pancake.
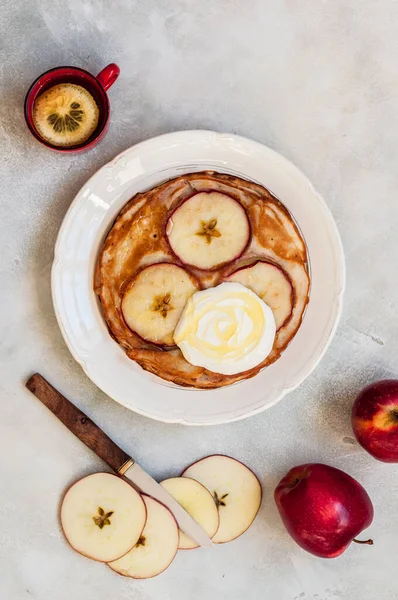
[95,171,310,388]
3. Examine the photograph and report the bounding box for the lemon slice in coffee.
[32,83,99,147]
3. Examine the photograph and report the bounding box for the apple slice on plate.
[60,473,147,562]
[121,263,200,346]
[166,192,251,270]
[160,477,219,549]
[225,261,293,330]
[108,495,179,579]
[182,455,262,543]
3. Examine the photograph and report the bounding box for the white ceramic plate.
[52,130,345,425]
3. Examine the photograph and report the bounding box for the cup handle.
[96,63,120,92]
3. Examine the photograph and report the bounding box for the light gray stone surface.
[1,1,398,598]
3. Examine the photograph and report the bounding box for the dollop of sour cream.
[174,282,276,375]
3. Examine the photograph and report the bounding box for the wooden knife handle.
[26,373,131,473]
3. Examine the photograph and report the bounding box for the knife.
[26,373,213,549]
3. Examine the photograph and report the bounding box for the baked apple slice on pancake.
[166,191,250,270]
[121,263,200,346]
[225,260,294,330]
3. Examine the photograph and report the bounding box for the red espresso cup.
[24,63,120,152]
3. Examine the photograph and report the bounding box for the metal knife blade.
[26,374,213,549]
[123,462,213,548]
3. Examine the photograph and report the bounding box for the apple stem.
[353,538,374,546]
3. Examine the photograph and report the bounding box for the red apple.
[352,380,398,462]
[274,464,374,558]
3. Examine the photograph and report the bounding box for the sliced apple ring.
[182,455,262,544]
[160,477,219,549]
[121,263,200,346]
[108,495,179,579]
[60,473,147,563]
[166,192,251,270]
[226,261,293,330]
